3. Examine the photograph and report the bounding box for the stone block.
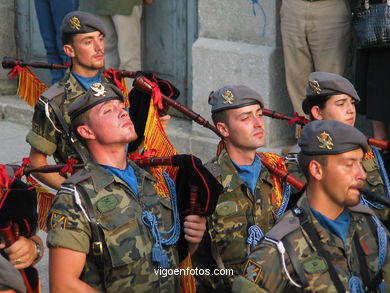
[192,37,295,147]
[198,0,281,46]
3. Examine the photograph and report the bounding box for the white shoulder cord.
[60,186,91,222]
[39,98,63,133]
[264,237,302,288]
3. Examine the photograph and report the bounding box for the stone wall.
[0,0,17,95]
[191,0,296,148]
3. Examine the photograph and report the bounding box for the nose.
[356,162,367,182]
[95,39,104,52]
[119,107,129,118]
[254,115,264,128]
[347,101,355,114]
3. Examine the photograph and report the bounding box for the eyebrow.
[238,107,262,117]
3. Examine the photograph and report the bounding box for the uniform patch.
[215,201,238,217]
[96,195,118,213]
[243,259,263,283]
[303,256,328,274]
[50,211,68,229]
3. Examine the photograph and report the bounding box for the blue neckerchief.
[310,207,350,247]
[100,164,138,195]
[231,155,262,195]
[72,72,101,91]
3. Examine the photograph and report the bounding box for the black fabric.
[173,155,222,217]
[127,72,180,153]
[172,154,223,261]
[355,47,390,122]
[0,179,37,238]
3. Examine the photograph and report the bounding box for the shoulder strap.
[76,185,107,290]
[41,83,64,100]
[293,208,346,293]
[48,99,88,163]
[265,212,300,241]
[204,162,221,179]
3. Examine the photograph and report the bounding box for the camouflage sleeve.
[47,186,91,253]
[240,240,292,293]
[380,225,390,285]
[26,97,59,156]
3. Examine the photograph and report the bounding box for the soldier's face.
[314,94,356,126]
[221,104,265,151]
[65,31,105,72]
[86,100,137,145]
[319,148,366,208]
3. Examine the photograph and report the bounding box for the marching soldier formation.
[1,9,390,293]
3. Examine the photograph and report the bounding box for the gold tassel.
[179,255,196,293]
[26,176,55,231]
[120,77,130,107]
[143,98,178,198]
[17,67,48,107]
[364,146,375,160]
[261,153,286,209]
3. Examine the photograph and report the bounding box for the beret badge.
[70,16,81,30]
[317,131,334,150]
[310,80,322,95]
[222,90,234,105]
[91,83,107,97]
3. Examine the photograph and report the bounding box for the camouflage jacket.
[26,69,109,164]
[285,145,390,220]
[232,195,390,293]
[193,149,282,279]
[47,159,180,293]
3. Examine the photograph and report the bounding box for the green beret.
[69,83,124,121]
[208,85,264,114]
[61,11,106,38]
[299,120,368,155]
[302,72,360,114]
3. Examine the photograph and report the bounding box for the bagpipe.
[0,164,39,293]
[4,56,390,151]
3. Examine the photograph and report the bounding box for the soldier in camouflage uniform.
[285,72,390,221]
[26,11,111,190]
[192,86,289,292]
[47,83,206,292]
[233,120,390,293]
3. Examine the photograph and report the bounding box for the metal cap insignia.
[222,90,234,105]
[91,83,107,97]
[310,80,322,95]
[70,16,81,30]
[317,131,334,150]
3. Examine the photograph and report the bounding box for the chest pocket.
[97,196,147,268]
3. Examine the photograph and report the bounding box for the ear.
[63,44,75,58]
[311,106,324,121]
[308,160,323,181]
[77,125,95,140]
[216,122,229,138]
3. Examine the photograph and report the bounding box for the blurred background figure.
[96,0,153,88]
[34,0,79,85]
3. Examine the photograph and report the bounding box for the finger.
[184,227,204,239]
[184,234,203,244]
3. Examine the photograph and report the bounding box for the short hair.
[70,110,90,147]
[62,33,74,45]
[297,153,328,180]
[302,95,331,120]
[211,110,229,126]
